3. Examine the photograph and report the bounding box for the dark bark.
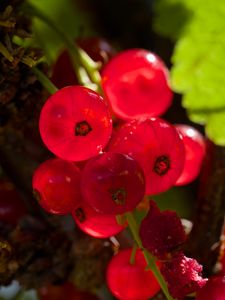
[186,141,225,275]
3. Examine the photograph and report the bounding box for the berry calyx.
[39,86,112,161]
[101,49,173,120]
[153,155,170,176]
[32,158,81,215]
[108,118,185,195]
[72,200,126,238]
[175,124,206,186]
[81,152,145,215]
[106,248,160,300]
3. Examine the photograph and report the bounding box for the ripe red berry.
[0,180,26,225]
[196,275,225,300]
[108,118,185,195]
[81,152,145,215]
[52,37,116,89]
[39,282,99,300]
[101,49,173,121]
[39,86,112,161]
[106,248,160,300]
[72,200,126,238]
[175,125,206,186]
[32,158,81,215]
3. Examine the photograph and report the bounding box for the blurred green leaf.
[154,0,225,145]
[152,186,193,219]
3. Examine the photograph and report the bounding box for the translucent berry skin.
[108,118,185,195]
[81,152,145,215]
[72,200,125,238]
[32,158,81,215]
[101,49,173,121]
[106,248,160,300]
[39,86,112,161]
[175,125,206,186]
[0,180,26,225]
[196,276,225,300]
[52,37,116,89]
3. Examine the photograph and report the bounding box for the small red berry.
[196,275,225,300]
[51,37,116,89]
[39,86,112,161]
[107,248,160,300]
[39,282,99,300]
[101,49,173,120]
[0,180,26,225]
[72,200,126,238]
[32,158,81,215]
[175,125,206,186]
[81,152,145,215]
[108,117,185,195]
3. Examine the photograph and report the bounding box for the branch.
[186,141,225,275]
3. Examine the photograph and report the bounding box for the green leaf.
[206,111,225,145]
[154,0,225,146]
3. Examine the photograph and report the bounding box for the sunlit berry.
[196,275,225,300]
[81,152,145,215]
[72,200,126,238]
[101,49,173,120]
[39,86,112,161]
[175,125,206,186]
[106,248,160,300]
[108,118,185,195]
[32,158,81,215]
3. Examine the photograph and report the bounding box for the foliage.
[154,0,225,145]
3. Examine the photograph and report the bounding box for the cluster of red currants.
[32,45,208,300]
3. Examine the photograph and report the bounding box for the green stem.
[32,67,58,95]
[23,3,102,91]
[130,243,138,265]
[125,212,175,300]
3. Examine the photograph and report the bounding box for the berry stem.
[0,41,14,62]
[23,3,102,92]
[125,212,174,300]
[32,67,58,95]
[0,19,15,28]
[129,243,138,265]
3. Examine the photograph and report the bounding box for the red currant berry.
[101,49,173,121]
[81,152,145,215]
[39,86,112,161]
[107,248,160,300]
[39,282,99,300]
[196,275,225,300]
[72,200,126,238]
[32,158,81,215]
[175,125,206,186]
[108,117,185,195]
[0,180,26,225]
[52,37,116,89]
